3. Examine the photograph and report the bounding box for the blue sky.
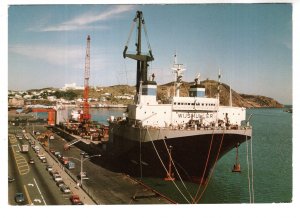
[8,4,292,104]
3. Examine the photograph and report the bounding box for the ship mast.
[172,53,185,97]
[229,85,232,107]
[217,68,221,100]
[123,11,154,97]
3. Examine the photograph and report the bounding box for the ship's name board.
[177,113,213,119]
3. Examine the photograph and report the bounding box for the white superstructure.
[124,63,246,130]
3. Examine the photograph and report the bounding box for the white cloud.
[8,43,114,80]
[9,44,84,67]
[32,5,135,32]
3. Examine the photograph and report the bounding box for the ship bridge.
[172,96,219,111]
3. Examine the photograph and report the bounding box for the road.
[8,113,172,205]
[8,127,72,205]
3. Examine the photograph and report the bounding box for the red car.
[70,195,83,205]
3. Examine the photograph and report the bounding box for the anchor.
[232,143,241,173]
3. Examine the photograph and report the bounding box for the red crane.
[81,35,91,123]
[30,108,56,126]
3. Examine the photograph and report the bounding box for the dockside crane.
[80,35,91,123]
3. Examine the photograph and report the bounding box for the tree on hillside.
[53,90,78,100]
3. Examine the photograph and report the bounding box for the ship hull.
[53,124,252,184]
[107,123,252,183]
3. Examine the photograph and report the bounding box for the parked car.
[56,180,65,187]
[50,171,59,177]
[29,158,35,164]
[34,146,40,153]
[53,175,63,182]
[41,158,47,163]
[8,176,15,183]
[60,185,71,194]
[15,192,25,204]
[46,165,53,171]
[38,155,46,160]
[70,195,83,205]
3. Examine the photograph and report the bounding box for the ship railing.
[140,124,251,131]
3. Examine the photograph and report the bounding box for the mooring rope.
[195,130,225,204]
[250,135,255,202]
[162,137,194,202]
[246,136,252,203]
[146,128,191,204]
[139,127,143,180]
[193,129,215,202]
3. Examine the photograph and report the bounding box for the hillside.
[157,80,284,108]
[18,81,283,108]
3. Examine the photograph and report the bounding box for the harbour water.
[39,107,293,203]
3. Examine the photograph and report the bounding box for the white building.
[61,83,83,91]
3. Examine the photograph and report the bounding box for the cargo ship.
[105,11,252,184]
[57,11,252,184]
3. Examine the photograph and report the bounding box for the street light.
[68,153,101,186]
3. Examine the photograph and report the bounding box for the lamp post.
[68,153,101,186]
[47,135,50,152]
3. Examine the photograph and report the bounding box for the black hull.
[53,126,251,184]
[107,131,251,184]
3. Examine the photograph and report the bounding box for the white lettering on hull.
[177,113,213,119]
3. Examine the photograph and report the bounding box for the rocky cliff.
[157,80,284,108]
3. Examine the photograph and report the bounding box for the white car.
[39,155,46,160]
[60,185,71,194]
[46,165,53,171]
[53,175,63,182]
[56,180,65,187]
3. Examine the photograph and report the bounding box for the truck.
[21,144,29,153]
[66,161,75,169]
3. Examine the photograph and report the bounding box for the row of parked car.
[47,166,84,205]
[32,130,85,205]
[29,134,78,203]
[47,149,83,205]
[49,149,76,170]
